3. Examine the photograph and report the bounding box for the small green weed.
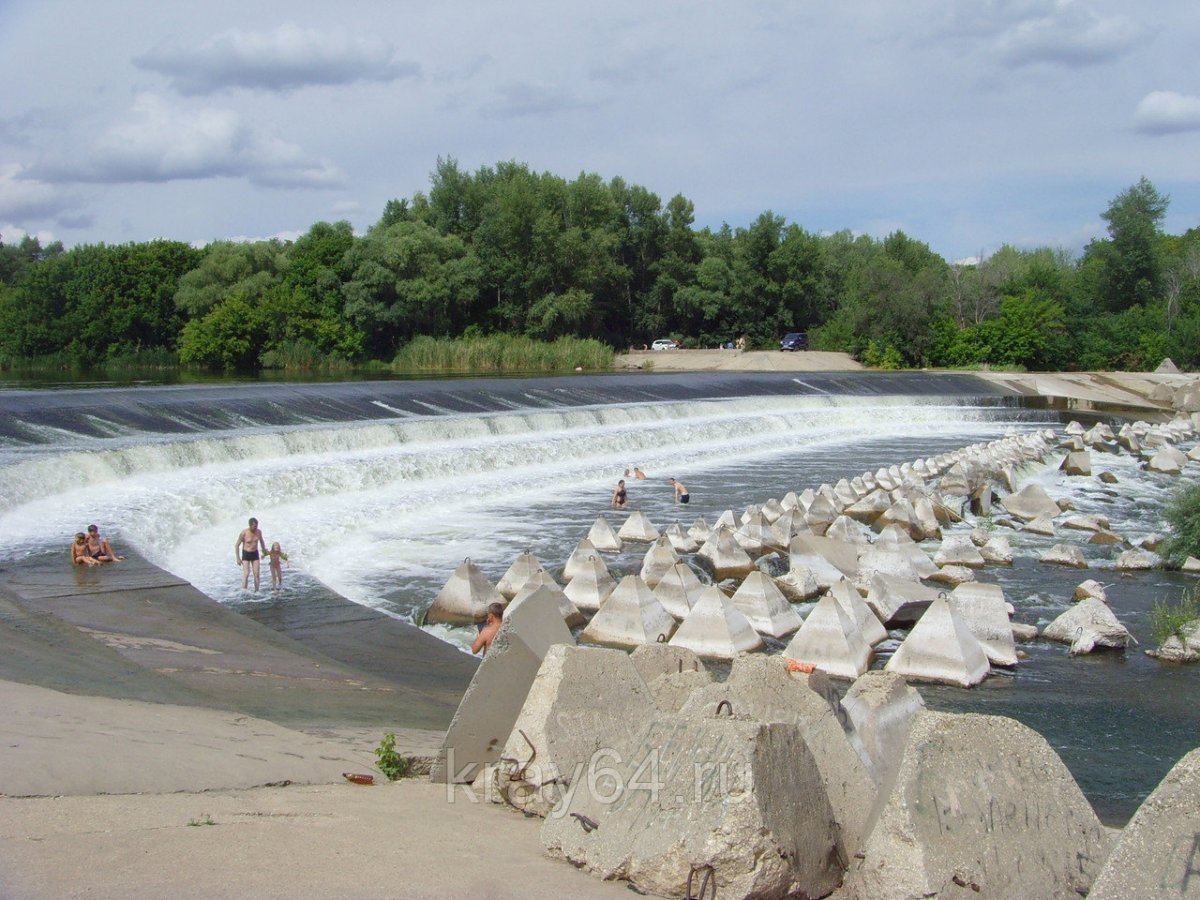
[375,731,413,781]
[1149,588,1200,646]
[187,814,216,827]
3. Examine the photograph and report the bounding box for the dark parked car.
[780,332,808,351]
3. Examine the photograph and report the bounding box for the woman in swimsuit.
[611,479,628,509]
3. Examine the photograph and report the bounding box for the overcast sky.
[2,0,1198,262]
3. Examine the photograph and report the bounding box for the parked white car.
[651,339,678,351]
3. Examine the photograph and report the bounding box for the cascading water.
[0,373,1196,825]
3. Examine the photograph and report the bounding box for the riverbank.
[0,551,632,898]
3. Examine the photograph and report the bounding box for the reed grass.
[390,334,614,374]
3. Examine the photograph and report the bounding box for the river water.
[0,372,1196,825]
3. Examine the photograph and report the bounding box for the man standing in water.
[235,517,267,591]
[669,477,690,504]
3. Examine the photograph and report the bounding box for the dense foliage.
[1161,480,1200,566]
[1,164,1197,373]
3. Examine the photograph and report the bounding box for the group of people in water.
[234,517,288,592]
[611,467,689,508]
[69,524,123,565]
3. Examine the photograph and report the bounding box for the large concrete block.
[840,671,925,790]
[585,514,623,552]
[509,575,586,628]
[783,593,872,680]
[638,535,679,588]
[561,538,602,582]
[495,550,543,599]
[840,710,1111,899]
[884,596,990,687]
[668,585,763,659]
[1090,746,1200,899]
[426,557,504,625]
[541,714,844,899]
[730,570,802,638]
[828,579,887,646]
[1001,483,1061,522]
[617,510,660,542]
[430,588,574,783]
[651,560,704,619]
[696,526,756,580]
[866,572,939,627]
[948,581,1018,667]
[578,575,676,650]
[494,644,655,816]
[562,553,615,613]
[1042,597,1130,654]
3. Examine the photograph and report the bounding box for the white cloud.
[488,82,600,118]
[40,94,345,189]
[1135,91,1200,135]
[135,23,420,95]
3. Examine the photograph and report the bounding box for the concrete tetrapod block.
[426,557,505,626]
[1041,542,1089,568]
[652,560,704,619]
[1000,482,1062,522]
[696,526,756,580]
[493,644,656,816]
[804,492,841,534]
[866,572,940,627]
[828,578,888,646]
[562,554,615,613]
[629,642,706,683]
[774,564,821,602]
[1060,449,1092,476]
[616,509,659,542]
[840,710,1112,900]
[948,581,1018,667]
[541,713,844,899]
[783,593,872,680]
[638,535,679,588]
[884,596,990,687]
[495,550,544,599]
[933,535,986,568]
[1042,597,1131,654]
[430,588,574,783]
[641,668,713,713]
[678,654,876,862]
[686,516,711,542]
[584,515,623,552]
[668,585,764,659]
[560,538,602,583]
[578,575,676,650]
[509,574,586,628]
[662,522,699,553]
[1089,746,1200,898]
[790,533,859,587]
[826,514,874,545]
[729,570,802,638]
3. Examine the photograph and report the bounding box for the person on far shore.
[472,602,505,655]
[267,541,289,591]
[85,524,122,562]
[669,477,689,505]
[71,533,101,566]
[611,478,628,509]
[235,517,267,591]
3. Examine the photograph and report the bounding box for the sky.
[2,0,1199,263]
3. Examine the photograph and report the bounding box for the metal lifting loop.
[685,863,716,899]
[570,812,598,833]
[656,632,668,643]
[716,700,733,717]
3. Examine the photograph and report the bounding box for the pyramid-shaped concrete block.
[663,522,699,553]
[496,550,543,599]
[948,582,1017,666]
[639,535,679,588]
[653,561,705,619]
[783,594,872,679]
[669,585,764,659]
[774,564,821,601]
[730,571,802,638]
[697,526,756,580]
[585,515,623,552]
[578,575,676,650]
[562,553,615,612]
[426,558,505,626]
[560,538,601,582]
[510,572,586,628]
[866,572,940,627]
[431,588,573,783]
[828,579,887,646]
[617,510,659,542]
[884,596,989,687]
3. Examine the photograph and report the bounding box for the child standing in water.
[267,542,289,591]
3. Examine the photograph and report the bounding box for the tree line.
[1,161,1197,373]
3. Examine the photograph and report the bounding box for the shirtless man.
[235,517,267,591]
[84,524,122,562]
[611,478,628,509]
[471,603,505,655]
[669,477,690,505]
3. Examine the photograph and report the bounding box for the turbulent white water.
[0,394,1006,617]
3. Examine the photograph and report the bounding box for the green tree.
[174,240,287,318]
[1085,177,1169,312]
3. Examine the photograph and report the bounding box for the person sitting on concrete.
[71,532,101,566]
[85,524,122,562]
[471,603,505,655]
